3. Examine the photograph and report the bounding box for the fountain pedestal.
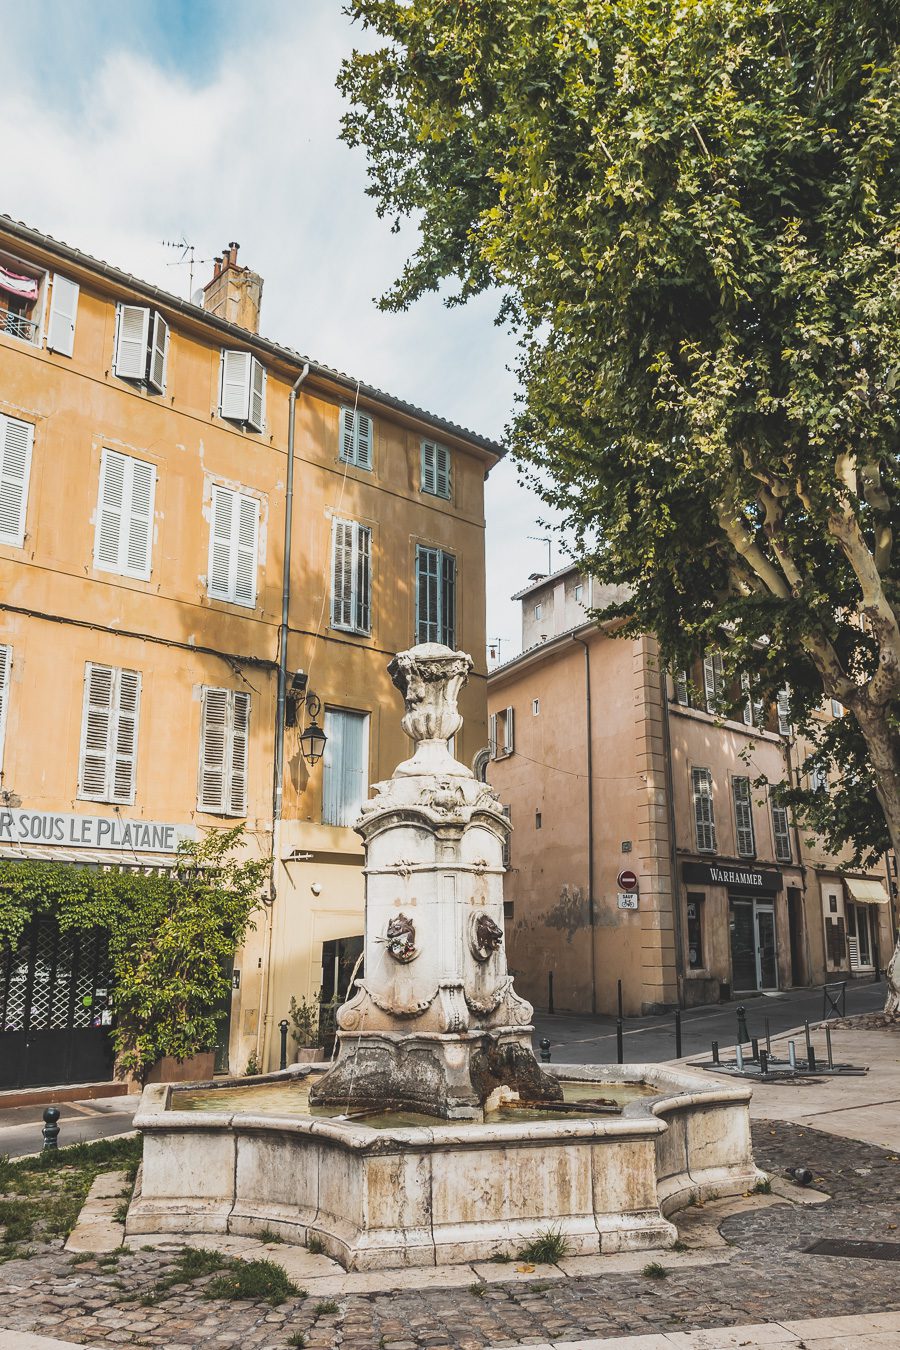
[310,644,562,1119]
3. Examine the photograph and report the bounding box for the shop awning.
[844,877,890,905]
[0,844,176,869]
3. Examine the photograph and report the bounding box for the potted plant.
[289,993,323,1063]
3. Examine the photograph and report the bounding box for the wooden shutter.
[741,672,754,725]
[675,671,689,706]
[355,525,371,632]
[703,653,724,713]
[732,776,755,857]
[209,486,257,606]
[435,443,451,498]
[148,312,169,393]
[776,688,791,736]
[126,458,156,577]
[489,712,498,758]
[95,450,155,579]
[0,644,11,771]
[504,706,515,754]
[772,805,792,862]
[421,441,437,494]
[198,687,228,812]
[219,350,251,421]
[229,691,250,815]
[112,669,141,804]
[46,274,79,356]
[356,412,373,469]
[416,546,439,643]
[692,767,716,852]
[114,305,150,380]
[331,519,354,629]
[340,407,356,463]
[322,709,368,826]
[79,663,140,803]
[0,414,34,547]
[208,485,235,601]
[95,449,126,570]
[233,494,259,606]
[440,551,456,646]
[248,358,266,431]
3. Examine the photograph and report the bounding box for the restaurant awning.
[0,844,176,869]
[843,876,890,905]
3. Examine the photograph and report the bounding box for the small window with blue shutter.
[322,708,370,826]
[339,408,373,470]
[415,545,456,646]
[420,439,451,499]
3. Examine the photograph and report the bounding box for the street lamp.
[286,672,328,766]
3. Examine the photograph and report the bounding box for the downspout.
[572,635,597,1015]
[256,363,310,1069]
[783,735,814,986]
[659,667,685,1006]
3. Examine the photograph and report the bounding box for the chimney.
[201,241,264,334]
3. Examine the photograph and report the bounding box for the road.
[532,978,887,1064]
[0,1093,141,1159]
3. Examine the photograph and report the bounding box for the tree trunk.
[850,701,900,1016]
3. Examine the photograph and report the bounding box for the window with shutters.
[772,804,792,863]
[0,413,34,548]
[46,274,79,356]
[691,767,717,853]
[219,350,266,431]
[93,449,156,580]
[207,484,260,607]
[420,439,451,499]
[776,687,792,736]
[732,776,756,858]
[0,252,45,346]
[322,708,369,827]
[330,519,371,634]
[488,707,514,759]
[702,652,725,713]
[77,663,141,804]
[339,408,373,469]
[113,304,169,393]
[740,672,765,728]
[415,546,456,646]
[674,670,690,706]
[197,687,250,816]
[0,644,11,774]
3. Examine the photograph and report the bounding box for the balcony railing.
[0,304,38,343]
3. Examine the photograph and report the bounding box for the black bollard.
[759,1049,769,1075]
[765,1017,772,1055]
[737,1005,749,1044]
[42,1106,60,1151]
[548,971,555,1016]
[712,1039,720,1065]
[539,1037,551,1063]
[825,1024,834,1069]
[751,1037,759,1062]
[616,978,624,1064]
[804,1020,813,1058]
[808,1044,817,1072]
[279,1018,289,1071]
[674,1009,682,1058]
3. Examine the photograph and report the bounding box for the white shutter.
[504,706,515,754]
[489,712,498,759]
[114,305,150,380]
[95,451,155,580]
[0,414,34,547]
[331,519,354,628]
[741,672,753,725]
[777,688,791,736]
[692,767,716,852]
[208,485,235,601]
[112,669,140,804]
[94,449,126,570]
[148,312,169,393]
[772,805,792,863]
[421,441,437,494]
[126,458,156,578]
[732,776,756,857]
[248,358,266,432]
[356,412,373,469]
[198,687,228,812]
[78,664,140,804]
[356,525,371,632]
[675,671,689,706]
[0,644,11,772]
[229,691,250,815]
[46,274,79,356]
[703,652,724,713]
[219,350,251,421]
[233,494,259,606]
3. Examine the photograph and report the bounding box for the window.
[686,893,704,969]
[772,804,792,863]
[0,413,34,548]
[339,407,373,469]
[489,706,515,758]
[93,449,156,580]
[776,687,792,736]
[78,663,141,804]
[741,672,764,728]
[732,776,756,858]
[208,485,260,607]
[691,767,716,853]
[46,274,79,356]
[831,699,844,718]
[534,603,542,621]
[532,698,540,716]
[674,670,689,707]
[535,810,542,829]
[574,584,583,602]
[829,894,838,914]
[0,256,44,345]
[331,519,371,634]
[420,439,451,498]
[501,804,511,869]
[198,687,250,816]
[702,652,725,713]
[0,644,11,773]
[113,304,169,393]
[322,709,369,826]
[415,546,456,646]
[810,763,828,793]
[219,350,266,431]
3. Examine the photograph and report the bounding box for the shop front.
[683,861,785,996]
[842,877,889,975]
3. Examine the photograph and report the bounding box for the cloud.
[0,1,562,656]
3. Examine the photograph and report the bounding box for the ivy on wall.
[0,827,268,1081]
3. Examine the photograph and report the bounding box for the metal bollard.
[712,1039,720,1065]
[539,1037,551,1063]
[42,1106,60,1151]
[788,1040,797,1070]
[736,1043,744,1071]
[674,1009,682,1059]
[804,1020,813,1058]
[759,1049,769,1075]
[279,1018,289,1071]
[808,1044,817,1072]
[825,1024,834,1070]
[737,1005,749,1044]
[765,1017,771,1055]
[751,1037,759,1062]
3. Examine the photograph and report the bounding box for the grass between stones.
[516,1225,569,1265]
[0,1134,142,1262]
[139,1246,305,1307]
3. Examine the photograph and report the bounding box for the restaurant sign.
[0,808,196,854]
[682,861,782,893]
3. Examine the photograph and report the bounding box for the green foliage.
[204,1257,303,1305]
[287,1334,307,1348]
[340,0,900,864]
[0,828,266,1080]
[753,1175,773,1194]
[643,1261,668,1278]
[314,1299,339,1314]
[517,1224,569,1264]
[288,993,321,1048]
[306,1234,326,1255]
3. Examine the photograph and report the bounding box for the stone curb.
[64,1169,130,1255]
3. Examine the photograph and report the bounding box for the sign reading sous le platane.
[682,860,783,893]
[0,808,197,854]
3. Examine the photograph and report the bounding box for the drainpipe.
[659,666,685,1005]
[783,735,814,986]
[256,363,310,1069]
[572,635,597,1015]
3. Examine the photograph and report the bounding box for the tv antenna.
[527,535,553,575]
[161,237,212,299]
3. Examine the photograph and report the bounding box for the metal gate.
[0,918,115,1089]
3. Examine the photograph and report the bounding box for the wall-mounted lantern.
[286,671,328,766]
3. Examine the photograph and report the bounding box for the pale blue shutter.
[322,709,368,826]
[356,525,371,632]
[441,552,456,646]
[416,546,438,643]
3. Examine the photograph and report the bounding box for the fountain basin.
[127,1062,762,1270]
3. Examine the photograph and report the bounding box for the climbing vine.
[0,827,268,1082]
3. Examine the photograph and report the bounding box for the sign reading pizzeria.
[682,861,782,892]
[0,808,196,854]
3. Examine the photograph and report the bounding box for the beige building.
[488,565,897,1017]
[0,217,502,1089]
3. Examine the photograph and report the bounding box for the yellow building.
[0,218,502,1088]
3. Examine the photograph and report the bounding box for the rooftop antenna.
[527,535,552,575]
[488,637,507,665]
[161,237,212,300]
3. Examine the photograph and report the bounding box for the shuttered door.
[322,709,369,826]
[46,275,79,356]
[0,414,33,547]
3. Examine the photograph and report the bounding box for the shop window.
[686,893,705,969]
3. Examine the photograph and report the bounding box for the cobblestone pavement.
[1,1122,898,1350]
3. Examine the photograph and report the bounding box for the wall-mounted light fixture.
[286,671,328,766]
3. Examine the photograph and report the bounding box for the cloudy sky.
[1,0,567,664]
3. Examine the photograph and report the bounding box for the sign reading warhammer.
[0,808,196,853]
[682,861,783,893]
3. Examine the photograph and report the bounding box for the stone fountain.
[309,643,561,1119]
